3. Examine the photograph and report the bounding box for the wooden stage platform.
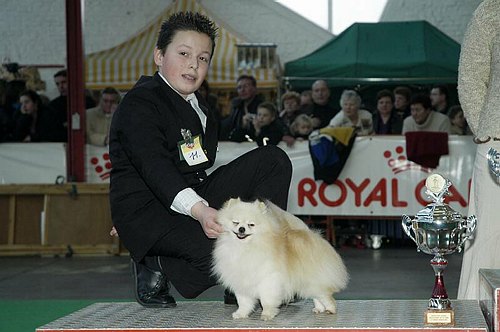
[37,300,487,332]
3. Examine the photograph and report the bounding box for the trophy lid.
[414,174,462,227]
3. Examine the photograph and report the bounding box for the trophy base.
[424,308,455,326]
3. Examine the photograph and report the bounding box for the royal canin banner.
[0,136,476,216]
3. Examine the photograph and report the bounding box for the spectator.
[430,85,450,115]
[448,105,471,135]
[0,79,10,142]
[372,89,403,134]
[300,90,313,108]
[228,101,284,146]
[328,90,373,136]
[48,69,96,142]
[289,114,313,140]
[86,87,120,146]
[402,94,451,134]
[308,80,338,129]
[12,90,59,142]
[220,75,264,140]
[393,86,411,120]
[279,91,301,127]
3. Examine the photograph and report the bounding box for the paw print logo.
[90,153,112,180]
[384,145,431,174]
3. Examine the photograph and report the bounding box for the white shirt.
[157,72,209,218]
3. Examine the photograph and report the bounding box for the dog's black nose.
[238,227,245,234]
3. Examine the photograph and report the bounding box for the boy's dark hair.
[156,12,218,57]
[54,69,67,78]
[410,93,432,110]
[236,75,257,87]
[376,89,394,102]
[258,101,277,117]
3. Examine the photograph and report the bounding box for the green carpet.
[0,299,128,332]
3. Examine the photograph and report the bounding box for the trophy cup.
[487,147,500,183]
[402,173,477,326]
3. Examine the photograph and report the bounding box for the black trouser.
[147,145,292,298]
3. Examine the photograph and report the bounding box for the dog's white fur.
[213,198,349,320]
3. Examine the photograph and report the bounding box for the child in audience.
[289,114,313,140]
[228,102,284,146]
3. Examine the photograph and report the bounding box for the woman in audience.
[372,89,403,134]
[12,90,59,142]
[448,105,471,135]
[328,90,373,135]
[279,91,301,128]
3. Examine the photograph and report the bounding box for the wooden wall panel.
[14,195,44,245]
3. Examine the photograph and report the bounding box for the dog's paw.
[260,307,279,321]
[260,313,277,321]
[232,311,249,319]
[312,307,325,314]
[325,308,337,314]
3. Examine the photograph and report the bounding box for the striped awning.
[85,0,279,90]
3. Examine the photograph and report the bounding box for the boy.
[109,12,292,308]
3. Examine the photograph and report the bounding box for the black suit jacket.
[109,73,218,261]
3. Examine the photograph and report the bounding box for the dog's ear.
[258,201,268,214]
[224,197,240,208]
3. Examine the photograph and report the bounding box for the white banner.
[1,136,476,216]
[0,143,66,184]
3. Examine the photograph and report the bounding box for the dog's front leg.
[260,298,281,320]
[232,293,256,319]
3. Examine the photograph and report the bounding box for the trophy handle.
[402,215,417,243]
[462,215,477,240]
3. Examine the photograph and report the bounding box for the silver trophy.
[487,147,500,183]
[402,174,477,325]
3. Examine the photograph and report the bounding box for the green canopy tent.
[283,21,461,90]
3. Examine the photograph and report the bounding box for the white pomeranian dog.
[213,198,349,320]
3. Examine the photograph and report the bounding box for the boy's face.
[154,30,212,98]
[256,107,275,127]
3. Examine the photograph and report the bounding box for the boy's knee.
[261,145,292,175]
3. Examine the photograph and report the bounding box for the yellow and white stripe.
[85,0,278,90]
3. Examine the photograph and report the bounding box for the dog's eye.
[248,223,255,227]
[232,221,238,226]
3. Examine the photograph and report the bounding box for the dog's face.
[218,198,271,241]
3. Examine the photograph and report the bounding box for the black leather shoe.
[131,258,176,308]
[224,289,237,305]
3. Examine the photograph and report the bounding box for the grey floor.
[0,246,464,301]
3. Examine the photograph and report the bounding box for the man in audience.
[308,80,337,129]
[86,87,120,146]
[402,94,451,134]
[430,85,450,115]
[219,74,264,140]
[393,86,411,120]
[48,69,96,141]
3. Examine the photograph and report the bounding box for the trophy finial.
[425,173,450,204]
